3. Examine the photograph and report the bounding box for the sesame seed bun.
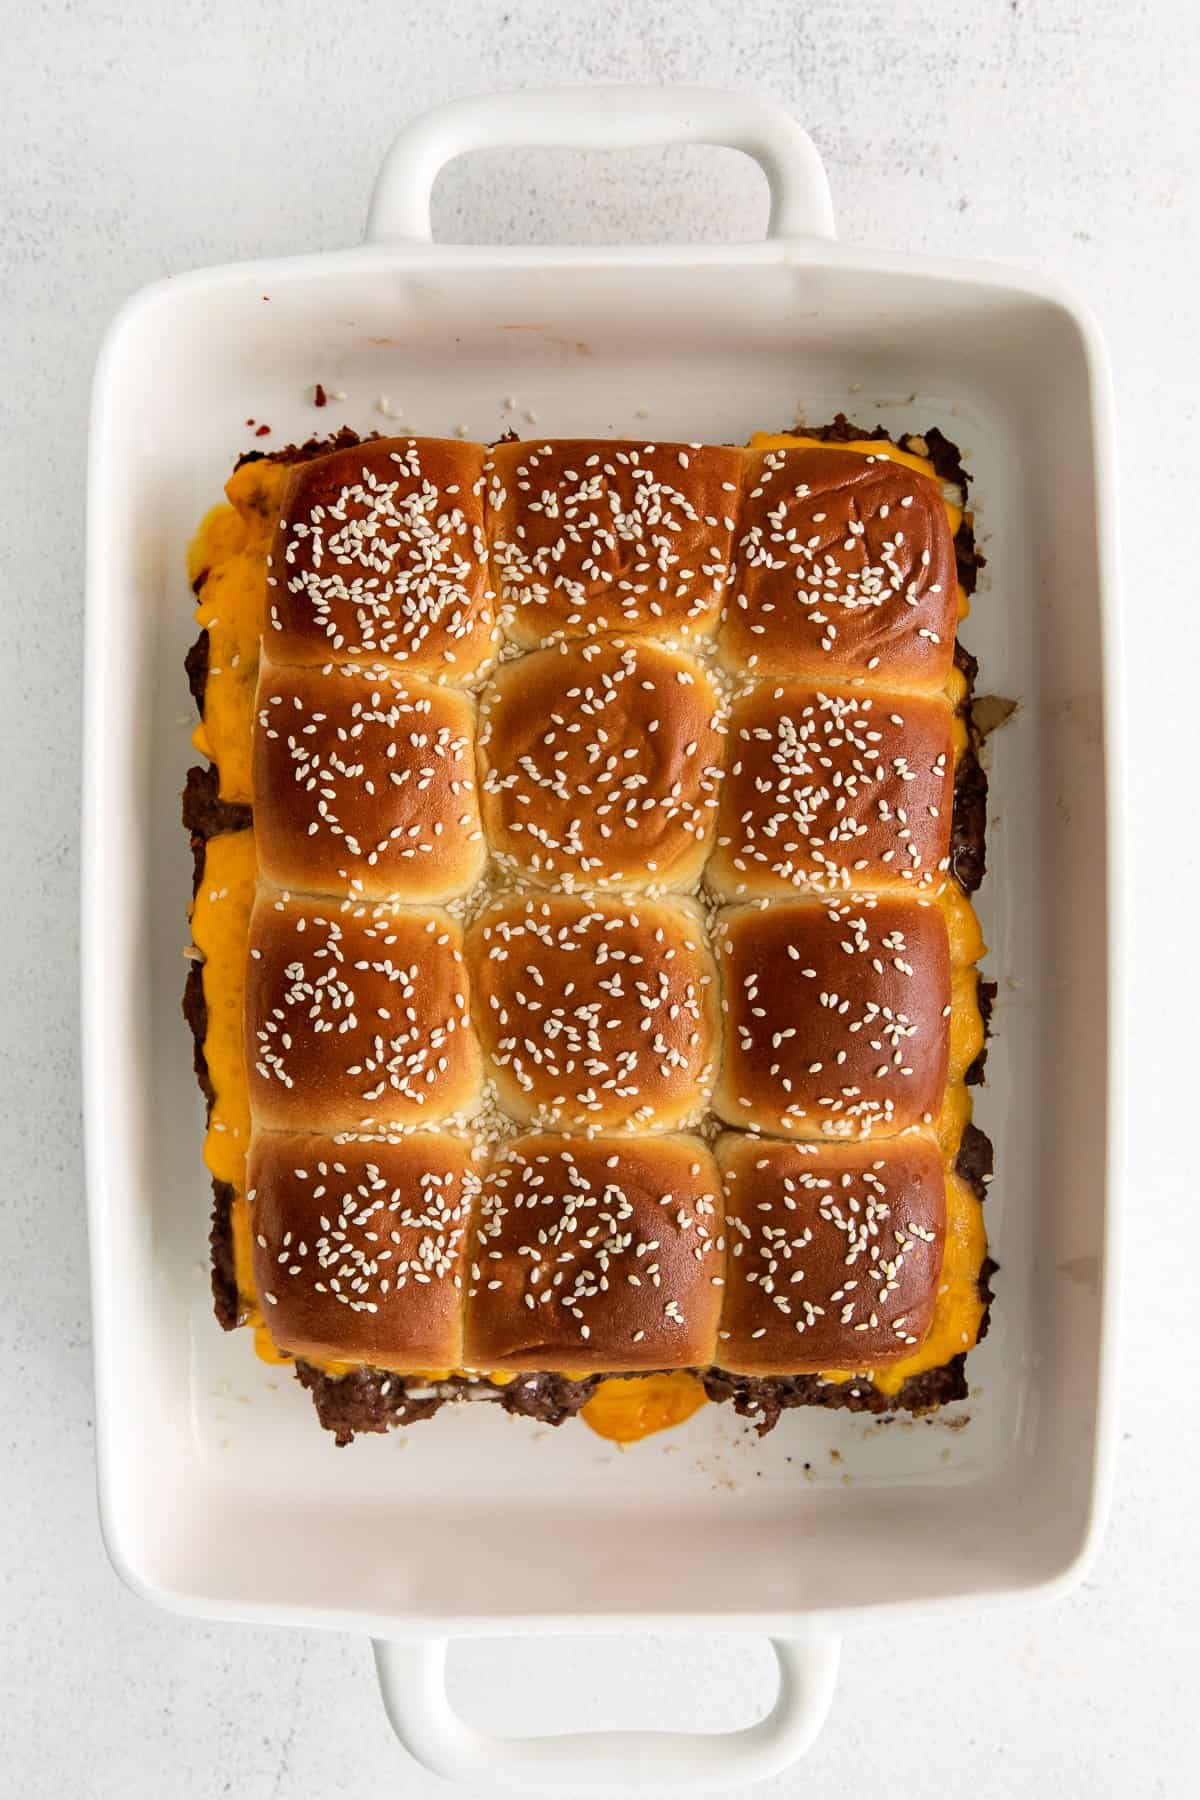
[252,657,487,902]
[708,682,954,899]
[266,438,497,681]
[718,446,957,686]
[716,1133,946,1373]
[249,1130,480,1371]
[245,892,482,1134]
[463,1133,725,1374]
[487,439,742,648]
[477,637,726,891]
[711,897,951,1140]
[466,891,719,1132]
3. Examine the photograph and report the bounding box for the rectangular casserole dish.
[83,86,1123,1790]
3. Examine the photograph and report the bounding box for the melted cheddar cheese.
[581,1371,709,1442]
[936,1081,973,1161]
[230,1195,260,1328]
[189,460,290,803]
[253,1322,289,1364]
[942,879,986,967]
[187,465,287,1327]
[191,828,259,1327]
[187,503,247,586]
[189,828,256,1189]
[949,969,987,1083]
[945,662,969,713]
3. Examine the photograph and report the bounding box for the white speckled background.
[2,0,1196,1792]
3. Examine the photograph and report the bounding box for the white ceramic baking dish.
[83,86,1123,1790]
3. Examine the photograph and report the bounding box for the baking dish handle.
[372,1633,840,1791]
[366,86,835,246]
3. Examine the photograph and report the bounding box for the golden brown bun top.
[252,657,487,902]
[466,891,719,1132]
[715,1133,946,1373]
[478,636,726,891]
[267,438,497,681]
[487,439,743,647]
[712,896,951,1140]
[463,1132,725,1373]
[719,446,957,687]
[244,891,481,1135]
[709,682,954,899]
[249,1130,480,1370]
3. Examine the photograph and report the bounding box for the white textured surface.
[1,0,1196,1793]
